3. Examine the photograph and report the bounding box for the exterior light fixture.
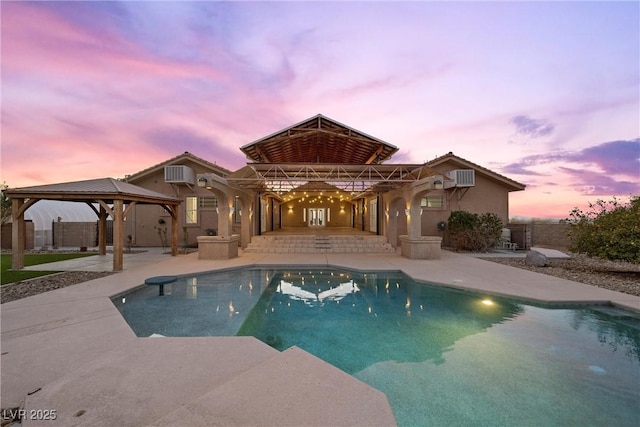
[405,209,410,216]
[197,177,208,187]
[434,179,443,190]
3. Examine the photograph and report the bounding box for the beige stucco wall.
[419,160,512,236]
[125,159,224,247]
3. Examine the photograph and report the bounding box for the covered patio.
[198,114,448,257]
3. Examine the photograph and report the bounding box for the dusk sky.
[2,1,639,219]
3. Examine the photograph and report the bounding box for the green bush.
[567,196,640,263]
[448,211,503,252]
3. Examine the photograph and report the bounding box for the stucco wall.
[418,159,513,239]
[125,159,223,247]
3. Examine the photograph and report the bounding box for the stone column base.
[399,235,442,259]
[197,235,239,259]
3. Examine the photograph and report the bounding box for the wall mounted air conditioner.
[164,165,195,184]
[444,169,475,188]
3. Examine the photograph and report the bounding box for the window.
[233,196,241,224]
[185,196,198,224]
[421,196,444,209]
[199,197,218,209]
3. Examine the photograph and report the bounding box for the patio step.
[244,234,395,254]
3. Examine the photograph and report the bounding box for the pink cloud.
[2,3,227,83]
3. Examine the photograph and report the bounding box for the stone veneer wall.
[52,222,97,248]
[529,222,571,250]
[506,222,571,250]
[1,222,35,250]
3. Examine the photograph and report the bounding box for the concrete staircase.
[244,234,396,254]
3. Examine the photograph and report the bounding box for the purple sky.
[2,1,638,218]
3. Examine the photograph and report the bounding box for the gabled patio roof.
[240,114,399,164]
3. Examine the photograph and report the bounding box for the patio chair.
[499,228,518,251]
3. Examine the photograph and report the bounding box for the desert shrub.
[448,210,503,252]
[567,196,640,263]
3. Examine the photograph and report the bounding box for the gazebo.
[5,178,181,271]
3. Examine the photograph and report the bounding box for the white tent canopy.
[24,200,102,247]
[25,200,100,230]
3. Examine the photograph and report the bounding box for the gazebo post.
[11,198,25,270]
[98,205,107,256]
[112,199,124,271]
[171,207,178,256]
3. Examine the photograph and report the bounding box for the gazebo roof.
[240,114,399,164]
[5,178,180,204]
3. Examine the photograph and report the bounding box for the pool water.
[113,268,640,426]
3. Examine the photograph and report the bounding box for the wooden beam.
[169,205,178,256]
[365,145,385,165]
[98,205,107,256]
[112,199,124,271]
[255,146,271,163]
[11,198,25,270]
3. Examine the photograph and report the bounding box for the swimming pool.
[113,267,640,426]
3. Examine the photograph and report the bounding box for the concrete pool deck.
[2,249,639,426]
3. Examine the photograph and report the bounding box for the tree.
[567,196,640,263]
[0,182,11,226]
[448,210,503,252]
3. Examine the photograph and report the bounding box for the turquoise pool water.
[113,267,640,426]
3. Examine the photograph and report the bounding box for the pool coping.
[2,250,639,425]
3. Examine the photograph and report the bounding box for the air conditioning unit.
[444,169,475,188]
[164,165,195,184]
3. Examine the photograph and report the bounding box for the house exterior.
[123,115,525,253]
[123,152,231,248]
[421,152,526,233]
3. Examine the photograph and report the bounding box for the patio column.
[239,198,252,249]
[217,204,232,237]
[408,200,422,239]
[11,198,25,270]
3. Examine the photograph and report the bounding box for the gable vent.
[164,165,195,184]
[445,169,475,188]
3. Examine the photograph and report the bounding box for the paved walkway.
[466,246,572,259]
[2,248,638,426]
[21,247,171,272]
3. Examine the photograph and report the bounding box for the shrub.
[567,196,640,263]
[448,210,503,252]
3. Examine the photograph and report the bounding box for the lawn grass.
[1,253,97,285]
